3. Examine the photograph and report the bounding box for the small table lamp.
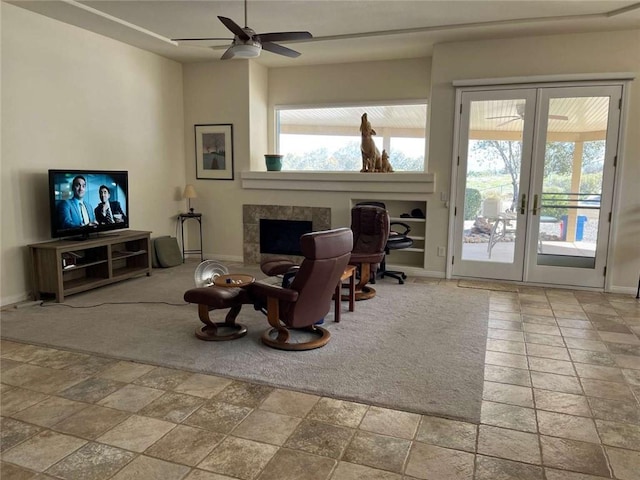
[183,184,197,213]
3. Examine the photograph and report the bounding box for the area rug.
[1,262,490,423]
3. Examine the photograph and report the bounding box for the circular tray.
[213,273,255,288]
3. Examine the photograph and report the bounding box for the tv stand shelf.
[29,230,151,302]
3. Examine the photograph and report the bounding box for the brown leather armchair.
[348,205,390,300]
[247,227,353,351]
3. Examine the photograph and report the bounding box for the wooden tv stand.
[29,230,152,303]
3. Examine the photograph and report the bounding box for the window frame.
[274,100,428,172]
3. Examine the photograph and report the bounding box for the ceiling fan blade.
[496,118,519,127]
[258,31,313,43]
[218,16,250,41]
[172,37,233,42]
[261,41,301,58]
[549,115,569,121]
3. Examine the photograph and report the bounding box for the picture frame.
[194,124,234,180]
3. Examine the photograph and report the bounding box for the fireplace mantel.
[241,171,435,193]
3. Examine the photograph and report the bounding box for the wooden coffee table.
[334,265,356,323]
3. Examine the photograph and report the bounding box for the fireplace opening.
[260,219,313,255]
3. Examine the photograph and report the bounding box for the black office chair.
[355,202,414,284]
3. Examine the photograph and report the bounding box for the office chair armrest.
[390,221,411,236]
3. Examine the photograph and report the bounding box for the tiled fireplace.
[243,204,331,264]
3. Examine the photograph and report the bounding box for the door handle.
[520,194,526,215]
[532,194,539,215]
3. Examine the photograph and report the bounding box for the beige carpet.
[1,262,490,423]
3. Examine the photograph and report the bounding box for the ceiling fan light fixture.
[228,43,261,58]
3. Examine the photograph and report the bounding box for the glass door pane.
[526,86,622,287]
[452,90,536,281]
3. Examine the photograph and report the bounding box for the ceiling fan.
[487,103,569,127]
[171,0,312,60]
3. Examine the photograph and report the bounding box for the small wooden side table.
[334,265,356,323]
[213,274,255,288]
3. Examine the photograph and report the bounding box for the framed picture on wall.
[195,124,234,180]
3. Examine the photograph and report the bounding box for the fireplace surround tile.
[243,205,331,264]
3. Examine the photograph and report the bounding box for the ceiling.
[8,0,640,67]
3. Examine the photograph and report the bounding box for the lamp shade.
[183,184,197,199]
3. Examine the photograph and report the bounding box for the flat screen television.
[48,170,129,239]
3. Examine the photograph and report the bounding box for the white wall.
[182,57,432,263]
[429,29,640,291]
[1,4,185,305]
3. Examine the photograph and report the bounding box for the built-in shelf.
[241,171,435,194]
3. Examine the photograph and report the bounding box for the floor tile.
[259,389,320,418]
[358,406,420,439]
[138,391,205,423]
[482,382,533,407]
[537,411,600,443]
[474,455,543,480]
[569,349,617,366]
[257,448,336,480]
[11,396,88,428]
[52,404,130,440]
[197,436,278,479]
[477,425,541,465]
[174,374,233,399]
[1,461,39,479]
[45,442,135,480]
[213,381,274,408]
[58,377,125,403]
[2,430,86,472]
[97,384,164,412]
[526,343,571,361]
[415,416,477,453]
[183,400,252,434]
[109,455,190,480]
[342,431,410,473]
[133,366,193,390]
[580,377,636,402]
[530,371,583,395]
[284,419,354,459]
[307,398,368,428]
[97,361,155,383]
[484,364,531,387]
[587,396,640,424]
[232,409,301,445]
[1,387,49,416]
[595,419,640,451]
[144,424,224,466]
[97,414,175,452]
[605,446,640,480]
[528,357,575,376]
[540,436,609,477]
[484,351,528,369]
[481,401,537,432]
[405,442,474,480]
[329,461,402,480]
[1,418,42,453]
[533,389,591,417]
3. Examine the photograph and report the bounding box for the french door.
[451,84,622,288]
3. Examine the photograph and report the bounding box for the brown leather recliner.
[348,205,390,300]
[247,227,353,351]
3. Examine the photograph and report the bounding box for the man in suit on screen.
[58,175,96,229]
[94,185,126,224]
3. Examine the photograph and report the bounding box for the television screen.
[48,170,129,239]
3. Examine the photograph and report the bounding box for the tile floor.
[1,281,639,479]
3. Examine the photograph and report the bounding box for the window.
[276,103,427,171]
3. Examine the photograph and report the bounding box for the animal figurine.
[380,150,394,173]
[359,113,382,173]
